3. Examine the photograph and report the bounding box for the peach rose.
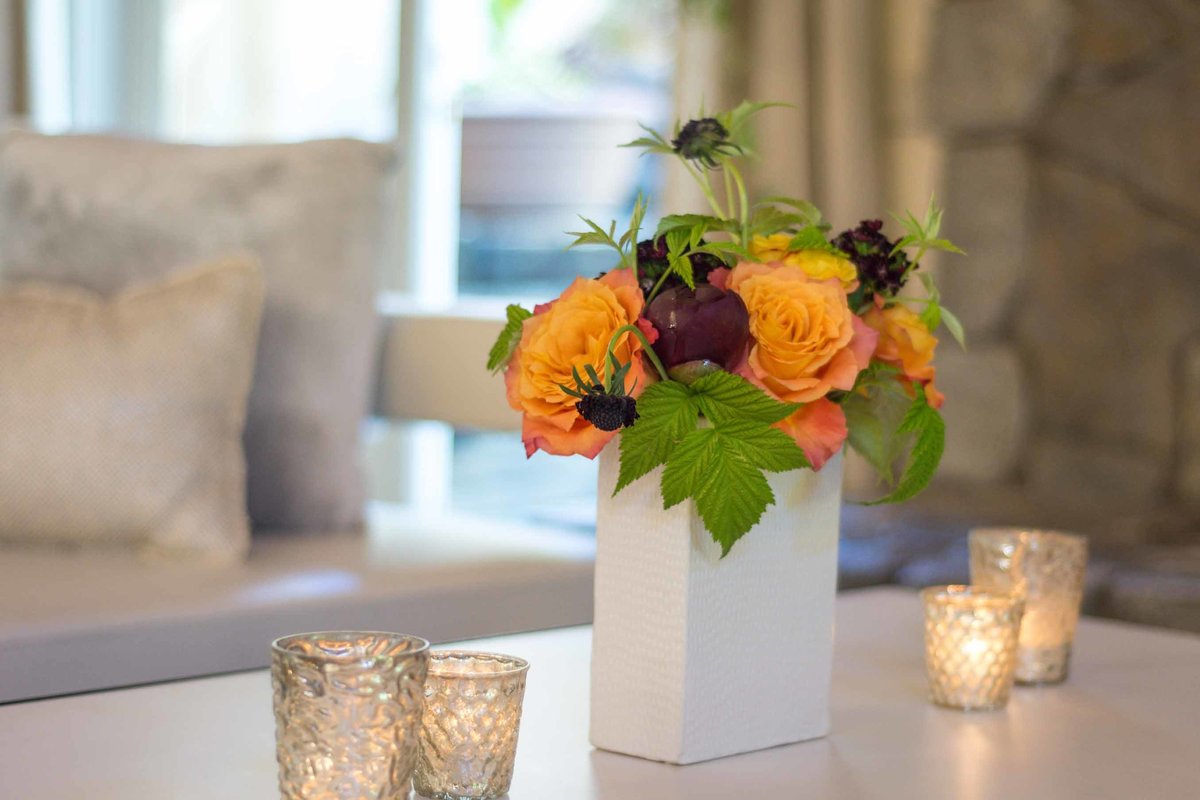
[726,262,877,404]
[861,302,944,409]
[505,269,649,458]
[749,233,858,287]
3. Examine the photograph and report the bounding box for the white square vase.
[589,444,843,765]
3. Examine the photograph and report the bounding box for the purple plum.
[644,284,750,371]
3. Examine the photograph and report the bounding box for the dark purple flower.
[644,284,750,371]
[832,219,912,303]
[671,118,739,169]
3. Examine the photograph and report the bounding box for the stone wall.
[926,0,1200,546]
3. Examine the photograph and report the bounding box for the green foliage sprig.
[615,371,810,555]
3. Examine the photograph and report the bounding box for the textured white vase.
[589,444,843,765]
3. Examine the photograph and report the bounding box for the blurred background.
[2,0,1198,628]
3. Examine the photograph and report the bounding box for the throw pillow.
[0,257,264,560]
[0,132,396,531]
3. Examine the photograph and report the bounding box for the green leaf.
[717,419,811,472]
[940,306,967,350]
[690,371,798,425]
[694,240,757,264]
[920,299,941,332]
[841,366,912,483]
[620,123,675,155]
[614,381,698,494]
[486,304,532,373]
[716,100,789,150]
[746,206,824,239]
[654,213,739,241]
[661,426,720,509]
[787,225,839,253]
[756,196,825,228]
[865,387,945,505]
[661,421,803,556]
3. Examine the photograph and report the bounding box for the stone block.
[928,0,1071,132]
[1014,163,1200,453]
[940,143,1031,339]
[936,344,1026,483]
[1069,0,1171,80]
[1041,46,1200,219]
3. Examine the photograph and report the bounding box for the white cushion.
[0,257,263,560]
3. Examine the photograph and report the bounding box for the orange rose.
[726,262,876,404]
[724,261,876,468]
[505,269,648,458]
[862,302,944,408]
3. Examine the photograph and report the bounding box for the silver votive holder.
[414,650,530,800]
[969,528,1088,684]
[271,631,430,800]
[922,585,1025,711]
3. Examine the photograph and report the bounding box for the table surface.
[2,586,1198,799]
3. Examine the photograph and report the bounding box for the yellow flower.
[749,233,857,286]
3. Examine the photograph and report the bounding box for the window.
[22,0,678,535]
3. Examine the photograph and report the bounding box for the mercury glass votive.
[414,650,530,800]
[271,631,430,800]
[969,528,1088,684]
[922,585,1024,711]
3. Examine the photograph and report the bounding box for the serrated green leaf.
[787,225,839,253]
[669,254,695,288]
[690,371,798,425]
[864,388,945,505]
[756,196,825,228]
[614,381,698,494]
[841,368,912,482]
[654,214,739,240]
[940,305,967,350]
[661,426,720,509]
[486,304,532,373]
[661,424,782,556]
[717,419,811,472]
[747,206,825,239]
[694,240,756,264]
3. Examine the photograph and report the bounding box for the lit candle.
[271,631,430,800]
[414,650,530,800]
[969,529,1088,684]
[922,585,1024,711]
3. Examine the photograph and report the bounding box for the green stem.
[606,324,669,383]
[727,161,750,242]
[723,166,736,223]
[684,161,727,221]
[645,266,674,305]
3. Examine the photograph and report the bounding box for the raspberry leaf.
[864,386,945,505]
[486,304,532,373]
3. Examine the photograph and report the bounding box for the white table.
[2,587,1198,799]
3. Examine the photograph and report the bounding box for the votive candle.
[922,585,1024,711]
[414,650,530,800]
[271,631,430,800]
[969,528,1088,684]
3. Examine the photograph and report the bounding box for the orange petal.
[775,398,848,471]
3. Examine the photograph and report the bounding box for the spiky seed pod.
[575,393,639,431]
[671,118,739,169]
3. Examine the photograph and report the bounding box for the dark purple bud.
[644,284,750,371]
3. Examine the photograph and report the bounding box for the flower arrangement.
[488,102,964,555]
